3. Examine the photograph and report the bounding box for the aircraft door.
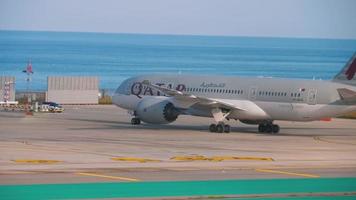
[307,89,317,105]
[249,87,258,100]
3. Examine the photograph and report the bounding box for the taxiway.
[0,105,356,185]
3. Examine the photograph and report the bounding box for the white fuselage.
[113,74,356,122]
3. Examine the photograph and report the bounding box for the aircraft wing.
[142,80,246,111]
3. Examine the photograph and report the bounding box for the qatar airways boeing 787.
[113,53,356,133]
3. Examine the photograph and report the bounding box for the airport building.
[46,76,99,104]
[0,76,16,102]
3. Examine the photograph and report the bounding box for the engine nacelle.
[136,97,180,124]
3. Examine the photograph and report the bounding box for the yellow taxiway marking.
[12,159,61,164]
[170,155,274,162]
[255,169,320,178]
[210,156,274,162]
[111,157,161,163]
[170,155,207,161]
[0,171,36,175]
[76,172,140,182]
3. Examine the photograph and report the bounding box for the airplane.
[112,52,356,133]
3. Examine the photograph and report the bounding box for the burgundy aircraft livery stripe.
[345,56,356,80]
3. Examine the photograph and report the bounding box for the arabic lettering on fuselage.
[130,82,185,98]
[200,82,226,88]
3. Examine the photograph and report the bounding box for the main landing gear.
[209,123,231,133]
[131,117,141,125]
[258,122,280,134]
[209,108,232,133]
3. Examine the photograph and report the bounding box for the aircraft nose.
[112,94,140,110]
[112,94,122,107]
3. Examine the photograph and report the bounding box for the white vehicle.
[40,102,64,113]
[113,53,356,133]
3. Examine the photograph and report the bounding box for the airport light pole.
[23,60,34,115]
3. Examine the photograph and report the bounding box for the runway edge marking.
[76,172,140,182]
[314,136,356,146]
[255,168,320,178]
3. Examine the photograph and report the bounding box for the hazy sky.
[1,0,356,39]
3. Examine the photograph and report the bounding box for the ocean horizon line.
[1,29,356,41]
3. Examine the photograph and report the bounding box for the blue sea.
[1,30,356,91]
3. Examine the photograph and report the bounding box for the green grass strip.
[0,177,355,200]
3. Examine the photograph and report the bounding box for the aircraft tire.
[258,124,265,133]
[209,124,217,132]
[272,124,280,133]
[265,124,272,133]
[216,124,224,133]
[131,118,141,125]
[224,124,231,133]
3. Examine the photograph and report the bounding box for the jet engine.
[136,97,180,124]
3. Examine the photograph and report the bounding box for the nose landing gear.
[130,110,141,125]
[131,117,141,125]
